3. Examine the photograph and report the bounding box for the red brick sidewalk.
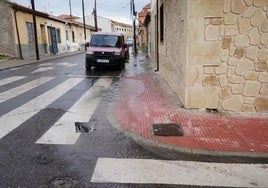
[114,75,268,156]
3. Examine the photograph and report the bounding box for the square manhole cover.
[152,123,184,136]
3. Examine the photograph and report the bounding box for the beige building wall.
[150,0,268,112]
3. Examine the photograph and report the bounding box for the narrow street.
[0,52,267,187]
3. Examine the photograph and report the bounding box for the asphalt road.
[0,53,267,188]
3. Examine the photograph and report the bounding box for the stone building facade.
[0,1,16,57]
[150,0,268,112]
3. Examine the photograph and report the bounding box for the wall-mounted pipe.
[155,0,159,71]
[14,9,23,59]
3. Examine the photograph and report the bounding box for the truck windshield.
[90,35,121,47]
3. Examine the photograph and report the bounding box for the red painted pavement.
[114,75,268,153]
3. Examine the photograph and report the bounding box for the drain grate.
[75,122,95,133]
[152,123,184,136]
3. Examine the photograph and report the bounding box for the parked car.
[85,32,128,70]
[126,38,134,46]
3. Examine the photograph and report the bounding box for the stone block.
[219,75,228,87]
[187,87,219,109]
[258,72,268,82]
[242,104,255,112]
[221,49,229,62]
[204,66,215,74]
[238,18,251,33]
[228,75,245,83]
[231,0,247,14]
[225,26,239,36]
[236,58,254,75]
[256,61,268,72]
[260,83,268,95]
[244,97,255,104]
[211,17,223,25]
[231,84,244,94]
[251,9,265,27]
[245,71,258,80]
[229,44,236,56]
[258,49,268,61]
[216,63,228,74]
[244,0,253,6]
[222,37,231,49]
[260,20,268,33]
[228,66,236,77]
[205,25,220,41]
[246,46,258,60]
[260,33,268,45]
[244,81,261,96]
[234,48,245,58]
[219,87,232,99]
[224,0,231,13]
[203,75,219,87]
[224,13,238,25]
[249,28,260,45]
[222,95,244,111]
[235,34,250,46]
[253,0,268,7]
[255,97,268,112]
[228,58,239,66]
[242,7,258,18]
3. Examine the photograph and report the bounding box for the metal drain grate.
[152,123,184,136]
[75,122,95,133]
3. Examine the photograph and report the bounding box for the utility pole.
[31,0,39,60]
[94,0,98,31]
[69,0,72,17]
[132,0,137,54]
[82,0,86,50]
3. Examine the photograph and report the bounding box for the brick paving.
[114,74,268,156]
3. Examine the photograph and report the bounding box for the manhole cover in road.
[50,177,79,188]
[152,123,184,136]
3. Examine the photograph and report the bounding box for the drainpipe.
[31,0,40,60]
[14,9,23,59]
[155,0,159,71]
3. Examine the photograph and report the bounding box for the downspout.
[155,0,159,71]
[14,9,23,59]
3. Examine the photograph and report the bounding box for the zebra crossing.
[36,78,113,145]
[0,75,113,144]
[91,158,268,187]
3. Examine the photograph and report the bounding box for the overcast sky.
[10,0,150,24]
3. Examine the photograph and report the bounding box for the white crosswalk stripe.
[91,158,268,187]
[0,77,54,103]
[0,78,83,140]
[36,78,112,145]
[0,76,25,87]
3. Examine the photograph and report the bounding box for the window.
[160,4,164,42]
[72,31,75,42]
[90,35,121,47]
[66,30,69,40]
[26,22,34,43]
[57,28,61,43]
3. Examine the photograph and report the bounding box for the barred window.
[26,22,35,43]
[57,28,61,43]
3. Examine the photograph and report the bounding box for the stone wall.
[157,0,187,105]
[0,1,16,57]
[150,0,268,112]
[202,0,268,112]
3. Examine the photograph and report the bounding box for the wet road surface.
[0,52,267,188]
